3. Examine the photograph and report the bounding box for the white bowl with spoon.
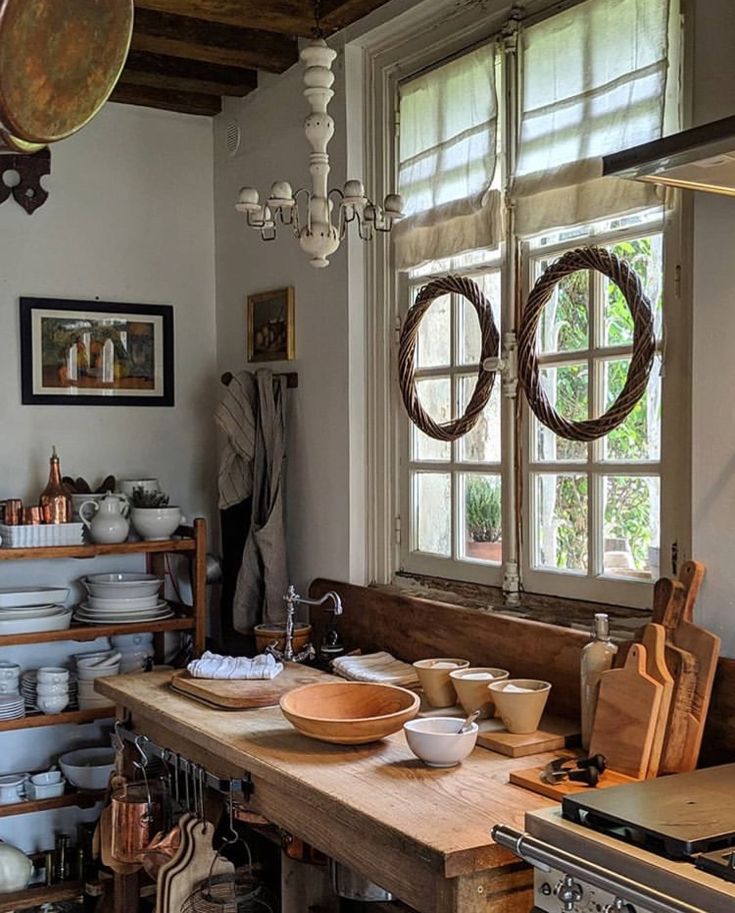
[403,715,479,768]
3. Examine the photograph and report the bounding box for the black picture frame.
[19,297,174,406]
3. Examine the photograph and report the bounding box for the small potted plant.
[465,477,502,562]
[130,488,182,541]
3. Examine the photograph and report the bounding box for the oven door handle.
[492,825,708,913]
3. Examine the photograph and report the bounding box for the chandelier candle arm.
[236,37,403,268]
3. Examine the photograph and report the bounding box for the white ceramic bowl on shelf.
[59,748,115,790]
[83,573,162,600]
[86,594,161,611]
[130,507,182,541]
[0,609,71,635]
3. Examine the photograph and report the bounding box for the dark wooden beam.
[131,9,299,73]
[133,0,318,37]
[320,0,396,31]
[110,83,222,116]
[122,50,257,97]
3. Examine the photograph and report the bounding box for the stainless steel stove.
[493,764,735,913]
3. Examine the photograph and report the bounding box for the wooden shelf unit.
[0,881,82,913]
[0,788,105,818]
[0,706,113,732]
[0,518,207,657]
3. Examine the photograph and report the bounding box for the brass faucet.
[265,585,343,663]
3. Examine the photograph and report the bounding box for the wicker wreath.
[518,247,656,442]
[398,275,500,442]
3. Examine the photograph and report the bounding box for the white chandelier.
[235,37,404,268]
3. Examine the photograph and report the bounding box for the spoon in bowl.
[458,710,481,733]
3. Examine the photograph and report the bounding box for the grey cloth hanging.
[233,368,289,631]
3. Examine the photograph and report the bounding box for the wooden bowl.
[280,681,420,744]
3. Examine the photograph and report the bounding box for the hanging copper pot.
[111,782,165,865]
[0,0,134,152]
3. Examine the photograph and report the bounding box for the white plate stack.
[0,587,72,635]
[0,693,25,721]
[76,573,172,625]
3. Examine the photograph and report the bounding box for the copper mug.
[1,500,23,525]
[111,782,164,864]
[23,506,41,525]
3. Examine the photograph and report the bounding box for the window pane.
[533,473,588,572]
[460,473,502,563]
[412,378,451,461]
[602,356,661,462]
[603,475,660,579]
[534,363,588,462]
[413,472,451,556]
[415,294,451,367]
[538,265,589,353]
[459,271,501,365]
[605,235,663,344]
[458,375,501,463]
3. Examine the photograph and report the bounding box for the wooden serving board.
[589,644,662,779]
[640,623,674,777]
[476,715,580,758]
[170,663,329,709]
[509,764,636,802]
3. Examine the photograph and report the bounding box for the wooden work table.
[98,670,555,913]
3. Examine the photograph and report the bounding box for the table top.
[99,669,554,878]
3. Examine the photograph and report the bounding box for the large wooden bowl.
[280,681,420,744]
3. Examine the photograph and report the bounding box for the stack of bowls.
[77,573,171,624]
[21,670,78,712]
[0,661,20,695]
[75,652,121,709]
[35,667,71,714]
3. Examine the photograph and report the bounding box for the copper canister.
[23,506,41,525]
[39,447,72,524]
[1,499,23,525]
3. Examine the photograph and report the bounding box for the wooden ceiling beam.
[319,0,399,31]
[134,0,319,37]
[123,50,257,97]
[110,83,222,116]
[131,9,299,73]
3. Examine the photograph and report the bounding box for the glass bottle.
[39,446,72,524]
[580,613,618,750]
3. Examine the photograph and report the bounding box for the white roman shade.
[395,43,500,269]
[513,0,676,237]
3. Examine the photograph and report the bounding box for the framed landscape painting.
[20,297,174,406]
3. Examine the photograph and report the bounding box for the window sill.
[387,572,651,641]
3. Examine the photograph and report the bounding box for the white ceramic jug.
[80,492,130,544]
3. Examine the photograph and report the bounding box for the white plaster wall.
[213,60,357,592]
[0,102,217,852]
[689,0,735,655]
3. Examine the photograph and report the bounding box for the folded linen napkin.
[332,651,419,687]
[187,651,283,680]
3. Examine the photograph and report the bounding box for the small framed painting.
[20,297,174,406]
[247,287,295,362]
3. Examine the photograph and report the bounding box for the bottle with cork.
[580,612,618,750]
[39,446,72,523]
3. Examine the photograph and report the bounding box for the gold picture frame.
[247,287,295,362]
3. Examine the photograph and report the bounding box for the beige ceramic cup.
[413,658,469,708]
[488,679,551,734]
[449,667,510,719]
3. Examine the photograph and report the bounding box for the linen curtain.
[394,43,501,269]
[512,0,676,236]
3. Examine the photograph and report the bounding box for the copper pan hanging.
[0,0,133,151]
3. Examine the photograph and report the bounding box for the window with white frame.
[392,0,685,607]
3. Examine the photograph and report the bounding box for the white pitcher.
[80,492,130,544]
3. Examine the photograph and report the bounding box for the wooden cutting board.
[509,764,636,801]
[640,623,674,778]
[667,561,720,772]
[589,644,662,779]
[476,715,580,758]
[164,818,233,913]
[170,663,330,709]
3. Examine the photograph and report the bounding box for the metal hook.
[134,734,150,769]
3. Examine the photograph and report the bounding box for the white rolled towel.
[187,651,283,680]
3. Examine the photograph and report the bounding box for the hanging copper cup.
[111,782,164,864]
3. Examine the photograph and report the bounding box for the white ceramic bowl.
[403,717,479,768]
[37,667,69,684]
[83,573,162,599]
[36,682,69,695]
[59,748,116,790]
[86,594,160,611]
[0,662,21,679]
[31,770,62,786]
[130,507,182,541]
[76,651,121,668]
[37,693,69,714]
[0,609,71,635]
